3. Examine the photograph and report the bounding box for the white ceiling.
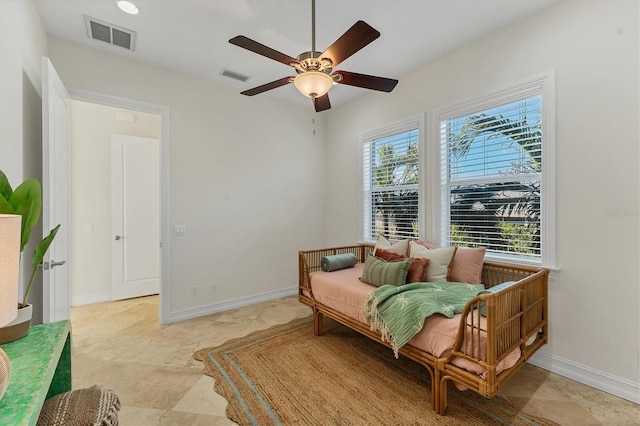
[34,0,558,109]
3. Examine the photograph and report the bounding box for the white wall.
[0,0,48,324]
[0,0,47,183]
[48,38,327,317]
[324,0,639,399]
[69,100,160,305]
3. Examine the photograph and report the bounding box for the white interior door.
[111,134,160,300]
[41,57,71,323]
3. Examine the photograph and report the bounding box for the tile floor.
[70,295,639,425]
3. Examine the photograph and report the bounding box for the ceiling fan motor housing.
[294,51,333,75]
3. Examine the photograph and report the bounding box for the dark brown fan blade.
[334,71,398,92]
[318,21,380,67]
[313,94,331,112]
[241,77,294,96]
[229,36,299,67]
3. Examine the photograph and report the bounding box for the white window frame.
[430,72,556,268]
[360,114,425,243]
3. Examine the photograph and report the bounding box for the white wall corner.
[529,351,640,404]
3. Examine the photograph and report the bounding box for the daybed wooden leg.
[431,367,439,412]
[438,377,449,415]
[313,310,324,336]
[427,368,436,411]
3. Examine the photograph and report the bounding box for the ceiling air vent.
[85,16,136,51]
[221,69,250,82]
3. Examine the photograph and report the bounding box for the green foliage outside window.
[370,136,419,240]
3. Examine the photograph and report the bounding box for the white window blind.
[363,127,419,242]
[440,95,544,261]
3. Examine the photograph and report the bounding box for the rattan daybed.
[298,243,549,415]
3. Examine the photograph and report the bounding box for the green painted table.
[0,320,71,425]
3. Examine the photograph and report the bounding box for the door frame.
[42,58,71,323]
[68,88,171,324]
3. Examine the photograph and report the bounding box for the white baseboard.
[71,292,112,307]
[529,351,640,404]
[167,286,298,324]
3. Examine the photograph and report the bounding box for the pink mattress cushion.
[309,264,519,376]
[310,264,372,324]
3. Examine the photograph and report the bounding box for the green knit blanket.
[362,282,485,358]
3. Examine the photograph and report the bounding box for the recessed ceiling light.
[116,1,139,15]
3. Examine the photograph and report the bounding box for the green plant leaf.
[0,170,13,200]
[0,195,15,214]
[14,199,36,251]
[9,178,41,251]
[32,224,61,267]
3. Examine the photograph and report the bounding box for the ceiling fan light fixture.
[293,72,333,98]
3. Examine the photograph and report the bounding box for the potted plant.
[0,170,60,343]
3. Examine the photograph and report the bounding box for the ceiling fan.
[229,0,399,112]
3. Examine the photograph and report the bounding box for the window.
[436,74,555,266]
[362,116,423,242]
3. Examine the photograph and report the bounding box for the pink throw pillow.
[448,247,486,284]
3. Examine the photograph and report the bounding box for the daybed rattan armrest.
[443,266,548,391]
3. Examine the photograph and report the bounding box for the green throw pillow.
[321,253,358,272]
[360,255,412,287]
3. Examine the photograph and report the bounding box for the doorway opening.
[67,90,171,324]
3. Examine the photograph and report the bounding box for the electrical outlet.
[191,285,197,296]
[211,284,217,293]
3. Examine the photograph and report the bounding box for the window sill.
[484,253,559,272]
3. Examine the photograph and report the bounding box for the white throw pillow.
[373,235,409,256]
[409,241,456,282]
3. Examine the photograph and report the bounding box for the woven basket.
[0,304,32,344]
[37,386,121,426]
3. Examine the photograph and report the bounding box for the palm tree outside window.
[363,122,421,242]
[441,95,543,260]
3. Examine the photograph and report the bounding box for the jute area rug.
[194,316,558,426]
